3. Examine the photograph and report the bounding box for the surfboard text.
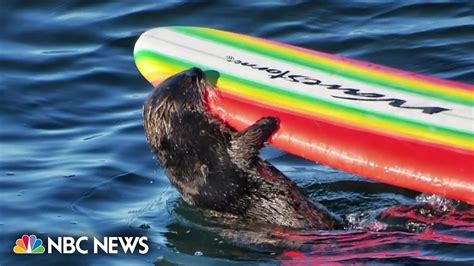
[225,56,450,115]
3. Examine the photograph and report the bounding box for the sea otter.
[143,67,340,230]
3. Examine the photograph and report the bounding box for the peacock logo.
[13,234,45,254]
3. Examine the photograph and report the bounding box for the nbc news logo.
[13,234,149,254]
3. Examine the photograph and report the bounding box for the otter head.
[143,67,212,155]
[152,67,209,113]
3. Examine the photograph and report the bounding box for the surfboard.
[134,26,474,204]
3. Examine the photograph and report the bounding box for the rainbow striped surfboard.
[134,27,474,204]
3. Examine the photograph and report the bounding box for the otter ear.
[230,117,279,164]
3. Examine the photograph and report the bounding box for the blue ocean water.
[1,1,473,265]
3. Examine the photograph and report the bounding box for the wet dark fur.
[143,68,341,230]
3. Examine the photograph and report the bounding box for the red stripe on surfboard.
[208,89,474,204]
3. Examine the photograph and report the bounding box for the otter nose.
[185,67,204,81]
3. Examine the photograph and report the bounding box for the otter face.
[151,67,209,114]
[143,67,212,157]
